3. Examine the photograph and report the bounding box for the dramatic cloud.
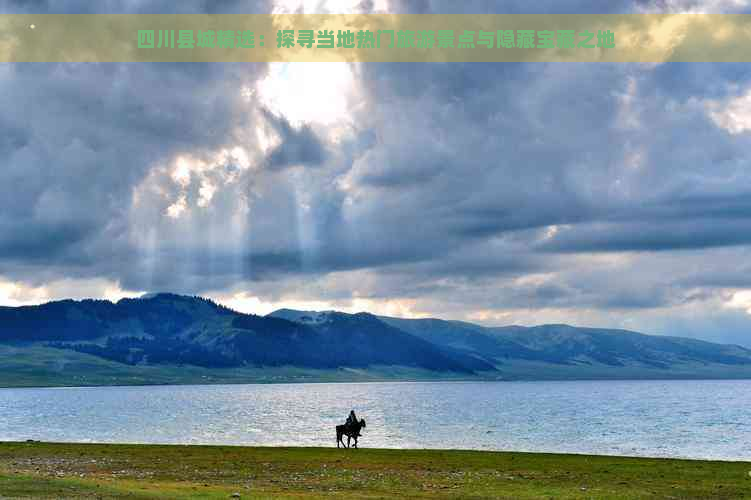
[3,0,751,346]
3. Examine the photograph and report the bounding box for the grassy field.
[0,442,749,499]
[0,344,485,388]
[5,344,751,389]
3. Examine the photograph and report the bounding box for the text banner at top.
[1,14,750,62]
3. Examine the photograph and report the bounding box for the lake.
[0,379,749,460]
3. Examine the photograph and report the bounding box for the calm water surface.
[0,380,749,460]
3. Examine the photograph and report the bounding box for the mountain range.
[1,293,751,387]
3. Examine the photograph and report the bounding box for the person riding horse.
[337,410,366,448]
[346,410,361,437]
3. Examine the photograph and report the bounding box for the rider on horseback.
[337,410,366,448]
[346,409,361,436]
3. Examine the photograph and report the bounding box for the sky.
[2,0,751,346]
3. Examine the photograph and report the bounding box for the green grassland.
[0,442,749,499]
[0,344,478,388]
[4,344,751,389]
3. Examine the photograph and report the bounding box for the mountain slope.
[376,316,553,363]
[267,310,494,372]
[1,295,751,387]
[0,294,487,374]
[488,324,751,367]
[377,315,751,370]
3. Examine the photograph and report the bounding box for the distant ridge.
[0,293,751,387]
[373,314,751,370]
[0,294,491,374]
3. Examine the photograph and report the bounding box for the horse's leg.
[336,431,340,448]
[346,435,351,448]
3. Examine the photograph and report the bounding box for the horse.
[336,418,366,449]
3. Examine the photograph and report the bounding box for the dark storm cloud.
[539,220,751,253]
[0,41,281,293]
[102,53,751,301]
[263,110,328,170]
[387,0,637,14]
[3,0,751,346]
[341,61,629,255]
[0,0,272,14]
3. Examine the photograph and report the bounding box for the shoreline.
[1,442,749,498]
[7,440,751,463]
[4,375,751,391]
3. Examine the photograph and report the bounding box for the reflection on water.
[0,379,750,460]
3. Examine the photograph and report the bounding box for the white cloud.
[726,290,751,314]
[271,0,389,14]
[708,89,751,134]
[0,277,144,306]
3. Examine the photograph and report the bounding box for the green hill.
[0,294,751,387]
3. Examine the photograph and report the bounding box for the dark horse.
[336,418,366,448]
